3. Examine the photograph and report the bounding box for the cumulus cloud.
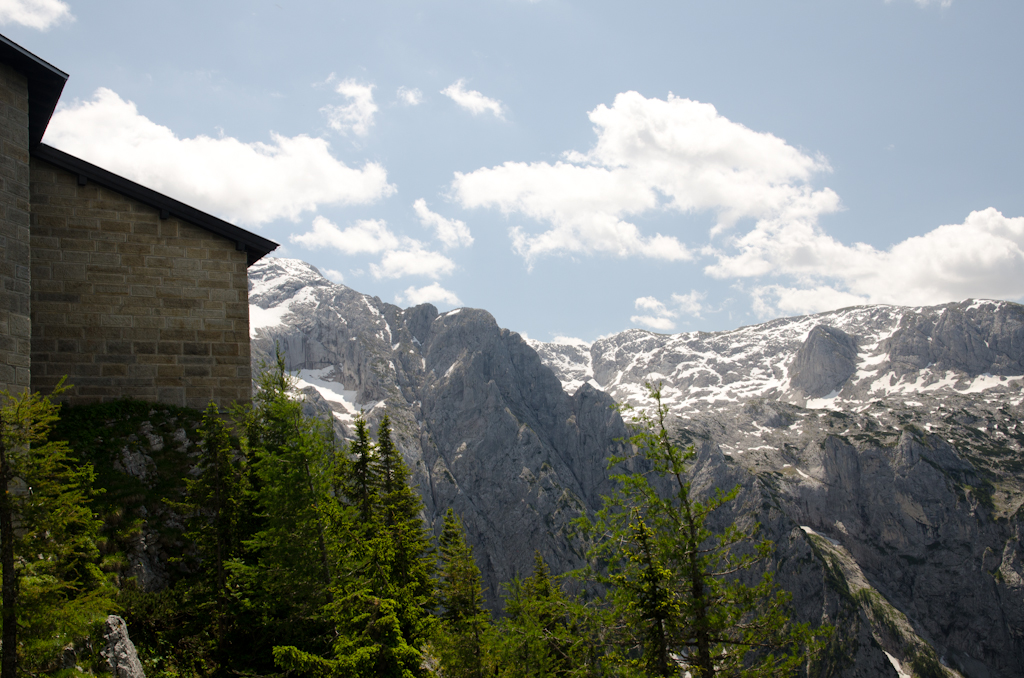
[45,88,394,226]
[453,89,1019,317]
[397,86,422,106]
[397,283,461,307]
[453,91,835,264]
[635,296,671,316]
[371,245,456,280]
[413,199,473,249]
[323,79,378,136]
[630,315,676,332]
[0,0,72,29]
[290,216,399,254]
[441,80,505,119]
[322,268,345,283]
[730,208,1024,316]
[629,290,706,331]
[671,290,706,316]
[290,215,457,281]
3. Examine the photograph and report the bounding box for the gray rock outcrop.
[102,615,145,678]
[788,325,858,398]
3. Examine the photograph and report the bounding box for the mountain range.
[248,257,1024,678]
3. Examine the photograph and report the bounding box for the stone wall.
[29,158,251,409]
[0,62,31,394]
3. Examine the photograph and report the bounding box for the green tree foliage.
[0,385,113,676]
[172,403,249,596]
[431,508,491,678]
[230,349,341,666]
[157,401,252,672]
[347,416,377,524]
[493,552,594,678]
[274,413,436,678]
[580,384,823,678]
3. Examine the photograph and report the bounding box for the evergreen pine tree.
[231,349,340,666]
[432,508,490,678]
[581,383,824,678]
[348,415,377,525]
[274,411,436,678]
[495,552,581,678]
[165,401,250,665]
[0,384,114,676]
[173,403,249,593]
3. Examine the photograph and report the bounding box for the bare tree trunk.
[0,413,17,678]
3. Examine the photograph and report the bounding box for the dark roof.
[0,33,67,148]
[33,144,278,266]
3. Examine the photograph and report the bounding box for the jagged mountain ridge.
[248,258,631,607]
[528,299,1024,415]
[248,258,1024,678]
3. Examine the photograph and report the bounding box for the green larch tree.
[581,383,824,678]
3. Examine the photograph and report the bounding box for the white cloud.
[290,216,400,254]
[551,335,590,346]
[671,290,706,316]
[397,86,422,106]
[413,199,473,249]
[45,88,394,226]
[750,285,869,318]
[371,245,456,280]
[629,290,706,331]
[631,315,677,332]
[323,78,378,136]
[397,283,461,307]
[731,208,1024,316]
[453,91,834,264]
[441,80,505,119]
[635,296,671,316]
[291,215,457,281]
[322,268,345,283]
[0,0,72,29]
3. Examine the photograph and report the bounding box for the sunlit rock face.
[788,325,859,399]
[247,258,631,607]
[251,258,1024,678]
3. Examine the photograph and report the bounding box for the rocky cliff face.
[248,259,630,601]
[250,258,1024,678]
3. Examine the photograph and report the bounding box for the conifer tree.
[433,508,490,678]
[167,401,250,658]
[174,403,249,593]
[0,385,113,677]
[374,414,435,610]
[348,416,377,524]
[494,552,581,678]
[232,349,340,662]
[581,383,823,678]
[274,412,436,678]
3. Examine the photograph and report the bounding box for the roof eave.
[32,143,279,266]
[0,33,68,148]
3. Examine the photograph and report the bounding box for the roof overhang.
[0,33,67,149]
[33,144,279,266]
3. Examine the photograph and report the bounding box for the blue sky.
[4,0,1023,342]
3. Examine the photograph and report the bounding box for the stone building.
[0,34,277,409]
